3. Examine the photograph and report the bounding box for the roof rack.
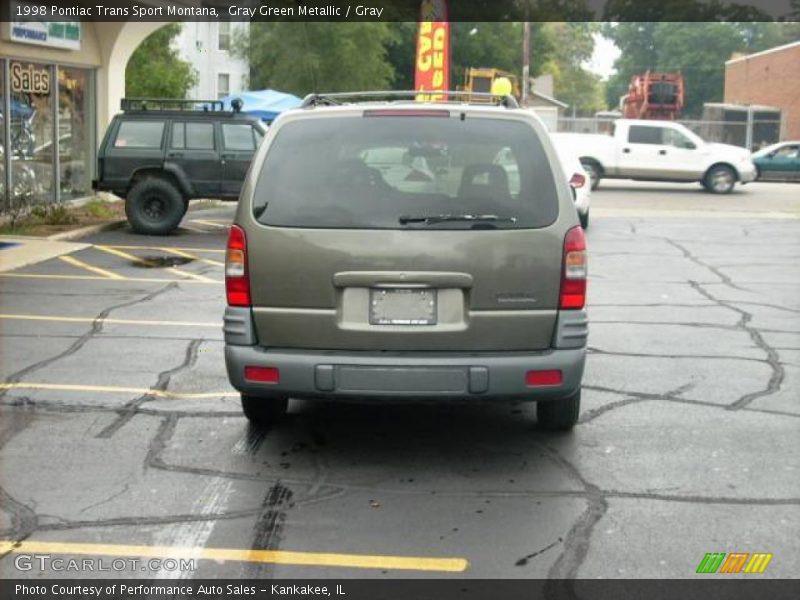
[120,98,227,112]
[299,91,520,110]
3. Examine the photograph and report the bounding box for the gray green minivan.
[224,93,588,430]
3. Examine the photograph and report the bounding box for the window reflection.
[59,66,92,200]
[9,61,55,205]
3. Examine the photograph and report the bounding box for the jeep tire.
[126,177,185,235]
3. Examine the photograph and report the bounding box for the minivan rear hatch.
[245,110,563,352]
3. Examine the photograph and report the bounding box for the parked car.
[93,98,267,235]
[752,141,800,182]
[494,145,591,228]
[224,92,589,431]
[552,119,757,194]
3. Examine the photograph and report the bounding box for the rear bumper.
[225,345,586,402]
[739,164,757,183]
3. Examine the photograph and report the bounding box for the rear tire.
[537,390,580,431]
[125,177,185,235]
[702,165,736,194]
[241,394,288,426]
[581,161,602,191]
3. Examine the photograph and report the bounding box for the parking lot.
[0,180,798,579]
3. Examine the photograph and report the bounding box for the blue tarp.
[218,89,302,122]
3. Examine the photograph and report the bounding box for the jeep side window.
[171,122,214,150]
[222,124,256,151]
[113,121,164,148]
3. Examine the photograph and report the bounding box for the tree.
[603,22,798,117]
[125,24,197,98]
[239,23,394,95]
[541,23,605,115]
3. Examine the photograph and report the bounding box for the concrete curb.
[47,220,127,242]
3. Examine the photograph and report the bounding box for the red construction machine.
[620,72,685,120]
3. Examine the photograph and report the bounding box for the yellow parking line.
[0,314,219,327]
[104,245,225,254]
[190,219,228,228]
[161,247,225,268]
[0,273,221,285]
[59,255,126,280]
[0,382,237,399]
[0,540,468,573]
[94,245,218,283]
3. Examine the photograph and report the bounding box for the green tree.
[449,22,554,85]
[239,23,394,95]
[125,24,197,98]
[541,23,605,115]
[603,22,797,117]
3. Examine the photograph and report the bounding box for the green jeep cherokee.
[93,99,266,235]
[224,92,588,430]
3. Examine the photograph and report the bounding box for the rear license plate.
[370,288,437,325]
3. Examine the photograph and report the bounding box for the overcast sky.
[585,34,621,80]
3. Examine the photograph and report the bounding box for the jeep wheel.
[241,395,288,426]
[703,165,736,194]
[537,390,580,431]
[126,177,185,235]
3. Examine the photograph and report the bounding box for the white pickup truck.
[552,119,757,194]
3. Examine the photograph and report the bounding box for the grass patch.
[0,197,125,236]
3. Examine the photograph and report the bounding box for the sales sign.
[414,0,449,101]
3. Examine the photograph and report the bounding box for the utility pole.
[522,21,531,105]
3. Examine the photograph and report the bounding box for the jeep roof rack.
[120,98,233,113]
[299,90,520,110]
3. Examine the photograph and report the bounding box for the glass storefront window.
[9,61,55,206]
[58,66,93,200]
[0,59,95,211]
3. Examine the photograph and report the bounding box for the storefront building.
[1,12,164,209]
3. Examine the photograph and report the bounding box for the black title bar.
[0,0,797,22]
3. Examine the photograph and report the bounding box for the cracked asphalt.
[0,181,798,580]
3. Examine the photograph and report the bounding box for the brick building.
[724,41,800,140]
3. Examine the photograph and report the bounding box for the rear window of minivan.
[253,115,559,229]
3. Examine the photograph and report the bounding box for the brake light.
[569,173,586,188]
[364,109,450,118]
[225,224,250,306]
[559,226,587,310]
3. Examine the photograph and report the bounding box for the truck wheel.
[125,177,185,235]
[241,395,288,426]
[703,165,736,194]
[537,390,580,431]
[581,161,602,190]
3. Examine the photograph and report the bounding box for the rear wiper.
[398,214,517,225]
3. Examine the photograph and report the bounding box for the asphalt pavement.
[0,181,798,580]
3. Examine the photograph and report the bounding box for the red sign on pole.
[414,0,449,101]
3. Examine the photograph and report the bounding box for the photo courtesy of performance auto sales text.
[0,0,799,599]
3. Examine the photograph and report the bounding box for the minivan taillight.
[226,224,250,306]
[559,226,587,310]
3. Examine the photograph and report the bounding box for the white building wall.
[174,22,250,100]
